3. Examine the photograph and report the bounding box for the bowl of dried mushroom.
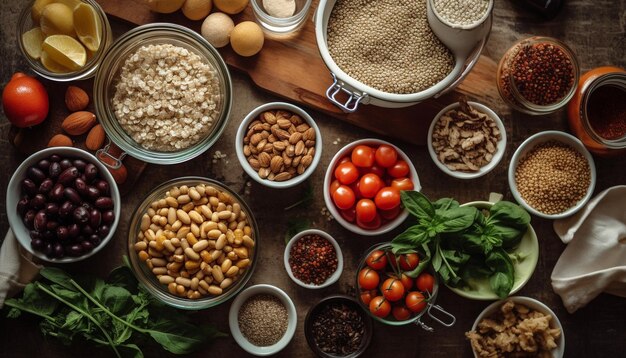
[235,102,323,189]
[428,99,506,179]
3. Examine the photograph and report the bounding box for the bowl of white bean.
[128,177,258,310]
[93,23,232,166]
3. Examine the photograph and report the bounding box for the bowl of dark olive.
[304,295,372,358]
[6,147,120,263]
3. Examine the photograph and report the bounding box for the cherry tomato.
[351,145,375,168]
[374,187,401,210]
[399,253,420,271]
[387,160,410,178]
[356,199,377,223]
[360,290,377,306]
[334,162,359,184]
[375,144,398,168]
[379,206,402,220]
[416,273,435,294]
[2,73,49,128]
[382,278,405,302]
[391,177,414,191]
[359,173,383,198]
[332,185,356,210]
[400,273,414,291]
[369,296,391,318]
[357,213,381,230]
[366,250,388,270]
[358,268,380,290]
[330,180,341,197]
[405,291,427,313]
[361,163,386,178]
[338,156,351,165]
[392,305,412,321]
[339,207,356,222]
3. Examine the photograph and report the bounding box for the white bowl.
[323,138,421,236]
[229,284,298,356]
[284,229,343,289]
[6,147,121,263]
[235,102,323,189]
[470,296,565,358]
[427,101,507,179]
[508,131,596,219]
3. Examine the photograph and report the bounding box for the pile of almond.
[243,109,316,182]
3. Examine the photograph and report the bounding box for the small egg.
[214,0,249,15]
[201,12,234,48]
[230,21,264,57]
[182,0,213,21]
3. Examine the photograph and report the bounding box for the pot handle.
[96,140,127,170]
[326,73,367,113]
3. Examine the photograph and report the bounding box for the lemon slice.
[31,0,54,24]
[42,34,87,70]
[22,27,46,60]
[41,50,71,73]
[56,0,82,10]
[73,3,101,52]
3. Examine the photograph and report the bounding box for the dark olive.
[53,243,65,258]
[67,244,84,257]
[82,225,94,236]
[73,206,90,224]
[27,167,46,184]
[59,201,75,218]
[98,225,111,238]
[68,223,80,238]
[87,187,100,201]
[64,187,81,204]
[43,230,55,241]
[56,226,69,241]
[95,197,113,210]
[73,159,87,172]
[88,234,101,246]
[17,197,30,216]
[45,203,59,215]
[34,210,47,231]
[44,242,54,256]
[84,163,98,182]
[31,238,45,251]
[37,159,51,171]
[29,230,42,240]
[49,183,65,202]
[21,179,37,197]
[49,154,61,162]
[58,167,79,185]
[39,178,54,194]
[74,177,88,196]
[46,220,59,231]
[101,210,115,225]
[81,240,94,252]
[95,180,110,195]
[23,210,36,229]
[60,159,72,170]
[31,194,46,210]
[89,209,101,228]
[49,162,62,179]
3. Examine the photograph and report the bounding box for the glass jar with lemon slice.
[17,0,112,81]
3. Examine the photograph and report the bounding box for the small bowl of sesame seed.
[508,131,597,219]
[229,284,298,356]
[284,229,343,289]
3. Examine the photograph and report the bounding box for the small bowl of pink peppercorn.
[284,229,343,289]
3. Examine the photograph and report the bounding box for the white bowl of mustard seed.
[508,131,596,219]
[229,284,298,356]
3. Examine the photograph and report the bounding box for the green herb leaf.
[391,225,431,252]
[486,249,515,298]
[433,198,459,212]
[401,191,435,220]
[404,244,432,278]
[490,223,525,249]
[489,272,514,299]
[101,286,134,315]
[107,266,139,294]
[432,206,477,234]
[488,201,531,228]
[40,267,75,290]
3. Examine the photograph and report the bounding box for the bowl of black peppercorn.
[304,295,372,358]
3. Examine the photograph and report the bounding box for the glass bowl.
[251,0,312,36]
[127,177,258,310]
[17,0,112,81]
[93,23,232,165]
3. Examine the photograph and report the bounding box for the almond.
[85,124,105,150]
[62,111,97,135]
[65,86,89,112]
[47,134,73,147]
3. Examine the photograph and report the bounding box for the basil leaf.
[401,191,435,220]
[40,267,75,290]
[485,249,515,298]
[432,246,443,271]
[101,286,133,315]
[404,244,432,278]
[489,272,514,299]
[391,225,431,252]
[433,198,459,212]
[4,284,58,318]
[108,266,139,294]
[435,206,477,233]
[489,201,531,228]
[147,320,225,354]
[490,223,525,249]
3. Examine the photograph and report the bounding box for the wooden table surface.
[1,0,625,357]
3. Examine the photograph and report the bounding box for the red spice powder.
[587,85,626,140]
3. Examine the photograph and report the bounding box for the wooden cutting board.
[98,0,499,146]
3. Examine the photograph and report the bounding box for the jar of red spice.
[497,36,580,115]
[567,66,626,156]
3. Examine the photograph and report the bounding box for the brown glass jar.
[567,66,626,157]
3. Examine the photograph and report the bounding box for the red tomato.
[399,253,420,271]
[382,278,405,302]
[351,145,375,168]
[392,305,412,321]
[400,273,414,291]
[356,199,377,223]
[338,156,351,165]
[330,179,341,194]
[332,185,355,210]
[416,273,435,294]
[361,163,386,178]
[405,291,427,313]
[334,162,359,184]
[359,174,383,198]
[360,290,377,306]
[388,160,410,178]
[2,73,49,128]
[374,187,401,210]
[369,296,391,318]
[357,213,381,230]
[349,181,363,200]
[391,178,414,191]
[358,268,380,290]
[379,206,402,220]
[375,145,398,168]
[366,250,388,270]
[339,208,356,223]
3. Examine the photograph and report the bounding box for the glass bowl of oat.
[93,23,232,165]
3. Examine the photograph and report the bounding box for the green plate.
[445,201,539,300]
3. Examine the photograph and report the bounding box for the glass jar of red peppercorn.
[567,66,626,157]
[497,36,580,115]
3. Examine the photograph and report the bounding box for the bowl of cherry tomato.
[356,243,456,330]
[323,139,421,235]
